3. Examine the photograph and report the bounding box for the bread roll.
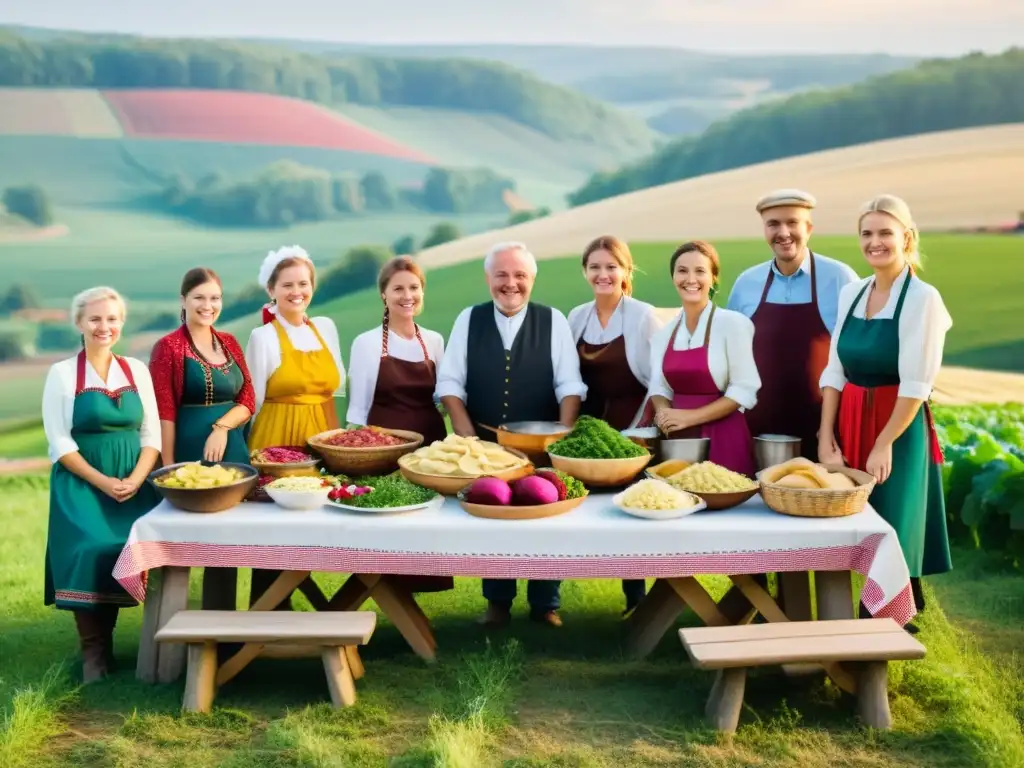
[776,472,821,489]
[824,471,857,489]
[761,457,816,484]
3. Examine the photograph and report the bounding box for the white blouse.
[345,325,446,426]
[819,266,952,400]
[42,355,162,463]
[435,303,587,404]
[245,315,346,416]
[567,296,664,389]
[646,303,761,411]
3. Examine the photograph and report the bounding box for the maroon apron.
[366,324,453,594]
[578,335,648,431]
[661,305,756,477]
[745,253,831,461]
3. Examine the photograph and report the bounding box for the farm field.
[0,404,1022,766]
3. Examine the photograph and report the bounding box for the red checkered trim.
[112,532,916,625]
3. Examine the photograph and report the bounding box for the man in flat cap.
[726,189,858,461]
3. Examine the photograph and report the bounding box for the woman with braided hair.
[346,255,453,594]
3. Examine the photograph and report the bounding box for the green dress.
[45,355,161,611]
[835,274,952,577]
[175,356,249,464]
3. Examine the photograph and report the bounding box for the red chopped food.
[324,428,409,448]
[251,446,313,464]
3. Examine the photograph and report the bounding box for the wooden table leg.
[777,571,822,677]
[360,576,437,662]
[625,578,688,658]
[816,571,854,620]
[136,566,190,684]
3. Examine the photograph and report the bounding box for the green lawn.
[1,472,1022,767]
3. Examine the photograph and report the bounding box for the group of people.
[41,188,952,683]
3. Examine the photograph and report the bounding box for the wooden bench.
[155,610,376,713]
[679,619,926,732]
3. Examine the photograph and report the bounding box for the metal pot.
[659,437,710,464]
[754,434,802,470]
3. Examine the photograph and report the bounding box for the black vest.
[465,302,559,442]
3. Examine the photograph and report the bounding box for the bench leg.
[344,646,365,680]
[856,662,892,729]
[183,642,217,713]
[706,668,746,733]
[322,647,357,707]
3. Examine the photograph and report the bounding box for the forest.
[0,31,653,147]
[568,48,1024,205]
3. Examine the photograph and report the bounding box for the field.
[1,404,1022,767]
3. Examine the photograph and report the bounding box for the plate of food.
[457,469,589,520]
[657,461,760,510]
[613,478,706,520]
[249,445,321,478]
[263,475,334,510]
[325,472,442,514]
[545,416,653,487]
[398,434,533,494]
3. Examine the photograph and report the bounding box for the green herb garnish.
[343,472,437,508]
[547,416,648,459]
[552,469,587,499]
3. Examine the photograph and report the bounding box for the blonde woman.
[819,194,952,630]
[42,287,161,682]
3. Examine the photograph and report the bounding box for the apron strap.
[702,304,716,348]
[116,356,136,388]
[809,251,819,305]
[75,351,136,393]
[892,267,914,320]
[381,312,431,361]
[757,265,775,305]
[272,318,296,354]
[758,251,818,306]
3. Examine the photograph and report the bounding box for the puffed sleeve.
[435,308,472,401]
[222,333,256,414]
[147,336,179,422]
[130,359,163,453]
[345,331,376,427]
[42,362,77,462]
[246,326,270,416]
[898,284,951,400]
[819,283,858,392]
[645,319,676,401]
[550,308,588,402]
[721,312,761,410]
[314,318,346,398]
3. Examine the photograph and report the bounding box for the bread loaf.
[776,472,821,489]
[823,471,856,489]
[760,457,816,484]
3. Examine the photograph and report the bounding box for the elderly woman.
[42,286,161,682]
[819,194,952,630]
[646,240,761,477]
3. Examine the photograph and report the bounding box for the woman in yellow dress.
[245,245,345,607]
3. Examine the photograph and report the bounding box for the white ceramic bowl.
[265,484,333,510]
[612,487,706,520]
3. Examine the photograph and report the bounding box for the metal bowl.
[754,434,802,471]
[148,461,259,513]
[493,421,572,455]
[659,437,710,464]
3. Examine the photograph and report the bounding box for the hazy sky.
[1,0,1021,55]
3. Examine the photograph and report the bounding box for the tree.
[421,222,461,249]
[2,185,54,226]
[359,171,396,211]
[318,245,393,302]
[0,283,41,313]
[392,234,417,255]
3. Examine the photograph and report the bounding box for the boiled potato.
[156,462,245,489]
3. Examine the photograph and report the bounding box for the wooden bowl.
[250,457,321,478]
[493,421,572,456]
[693,487,760,511]
[547,452,653,488]
[398,448,534,495]
[148,461,259,513]
[308,427,424,476]
[758,465,876,518]
[457,488,588,520]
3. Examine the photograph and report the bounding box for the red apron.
[745,252,831,461]
[578,335,649,430]
[661,305,756,477]
[366,323,453,594]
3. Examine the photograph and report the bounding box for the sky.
[0,0,1021,55]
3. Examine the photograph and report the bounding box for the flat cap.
[755,188,817,213]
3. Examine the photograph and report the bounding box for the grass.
[1,473,1022,767]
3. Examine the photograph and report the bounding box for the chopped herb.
[547,416,648,459]
[337,472,437,508]
[551,469,587,499]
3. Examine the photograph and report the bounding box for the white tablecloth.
[113,494,916,623]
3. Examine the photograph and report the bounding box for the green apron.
[836,274,951,577]
[45,355,161,610]
[174,356,249,464]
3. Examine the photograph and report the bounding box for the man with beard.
[727,189,858,461]
[437,241,586,627]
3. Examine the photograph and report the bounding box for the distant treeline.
[0,31,653,147]
[569,48,1024,206]
[158,160,515,227]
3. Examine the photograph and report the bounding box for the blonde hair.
[71,286,126,327]
[859,194,922,266]
[582,235,636,296]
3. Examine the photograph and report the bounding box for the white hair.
[483,241,538,276]
[70,286,126,326]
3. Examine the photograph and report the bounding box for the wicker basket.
[547,452,653,488]
[758,465,876,518]
[308,427,424,476]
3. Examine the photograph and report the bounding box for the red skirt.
[837,383,943,469]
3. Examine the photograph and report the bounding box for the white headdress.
[259,245,314,324]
